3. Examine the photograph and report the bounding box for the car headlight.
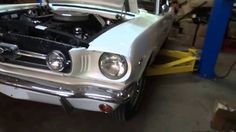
[46,50,67,72]
[99,53,128,80]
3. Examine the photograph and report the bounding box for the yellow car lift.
[147,48,200,76]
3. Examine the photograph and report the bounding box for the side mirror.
[161,4,169,13]
[156,0,170,15]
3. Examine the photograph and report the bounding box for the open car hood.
[48,0,126,10]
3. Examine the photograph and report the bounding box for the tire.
[110,76,146,120]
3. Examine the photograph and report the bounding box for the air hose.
[216,61,236,79]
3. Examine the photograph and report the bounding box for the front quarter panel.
[88,10,174,83]
[130,11,174,81]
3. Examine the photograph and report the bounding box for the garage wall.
[168,0,236,50]
[179,0,213,15]
[179,0,213,7]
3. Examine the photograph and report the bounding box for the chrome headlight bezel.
[99,53,128,80]
[46,50,67,72]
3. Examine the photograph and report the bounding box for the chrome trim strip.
[0,74,133,103]
[0,74,74,97]
[17,50,47,60]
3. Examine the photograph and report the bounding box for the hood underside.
[49,0,125,10]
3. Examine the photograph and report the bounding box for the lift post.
[199,0,234,79]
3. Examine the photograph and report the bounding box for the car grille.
[0,32,74,73]
[10,50,49,70]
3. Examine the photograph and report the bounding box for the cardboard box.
[211,101,236,131]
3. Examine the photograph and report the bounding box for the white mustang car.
[0,0,174,120]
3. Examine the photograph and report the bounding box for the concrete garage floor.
[0,53,235,132]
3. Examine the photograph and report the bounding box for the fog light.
[99,104,113,113]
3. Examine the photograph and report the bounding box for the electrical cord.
[216,61,236,79]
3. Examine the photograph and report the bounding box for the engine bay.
[0,5,123,72]
[0,5,121,49]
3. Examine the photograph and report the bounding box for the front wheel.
[110,76,146,120]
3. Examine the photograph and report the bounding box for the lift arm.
[147,49,199,76]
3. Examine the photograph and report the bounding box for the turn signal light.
[99,104,113,113]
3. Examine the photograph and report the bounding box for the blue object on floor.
[199,0,234,79]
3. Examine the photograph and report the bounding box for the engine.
[0,5,119,47]
[0,5,122,73]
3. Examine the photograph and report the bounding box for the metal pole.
[155,0,160,15]
[199,0,234,79]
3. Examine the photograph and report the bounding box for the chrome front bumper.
[0,74,134,112]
